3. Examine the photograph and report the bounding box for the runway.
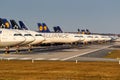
[0,42,119,62]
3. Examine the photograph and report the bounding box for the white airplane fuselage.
[24,30,45,45]
[81,34,94,43]
[100,36,112,42]
[11,30,35,45]
[73,34,85,42]
[0,29,25,47]
[40,33,80,44]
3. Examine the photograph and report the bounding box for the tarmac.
[0,42,119,62]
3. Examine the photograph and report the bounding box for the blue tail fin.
[37,23,44,32]
[10,20,21,29]
[53,26,63,33]
[53,26,58,32]
[56,26,63,32]
[77,28,80,33]
[42,23,50,32]
[38,23,50,32]
[81,29,85,34]
[0,18,4,28]
[86,29,91,34]
[19,21,28,30]
[0,18,12,29]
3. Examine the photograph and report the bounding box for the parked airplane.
[37,23,81,44]
[53,26,96,44]
[9,20,35,45]
[0,18,25,47]
[18,21,45,45]
[1,19,44,47]
[53,26,112,44]
[0,29,25,47]
[1,18,35,46]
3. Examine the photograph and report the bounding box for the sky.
[0,0,120,34]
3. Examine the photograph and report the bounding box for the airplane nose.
[28,36,35,43]
[21,36,35,45]
[79,37,85,41]
[15,36,26,44]
[40,36,45,42]
[74,37,80,42]
[7,36,26,46]
[35,36,45,44]
[30,36,45,45]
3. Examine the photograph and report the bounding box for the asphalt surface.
[80,49,112,58]
[0,42,119,62]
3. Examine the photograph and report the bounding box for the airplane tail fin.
[1,18,12,29]
[42,23,50,32]
[38,23,50,32]
[53,26,63,33]
[53,26,58,32]
[81,29,85,34]
[77,28,80,33]
[37,23,44,32]
[19,21,28,30]
[0,18,3,27]
[56,26,63,32]
[10,20,21,29]
[86,29,91,34]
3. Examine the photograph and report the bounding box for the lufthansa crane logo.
[44,26,47,31]
[39,26,43,31]
[5,22,10,28]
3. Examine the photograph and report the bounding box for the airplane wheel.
[16,45,20,54]
[5,46,9,54]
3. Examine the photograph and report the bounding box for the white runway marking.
[62,49,79,51]
[48,58,59,60]
[18,57,32,60]
[0,44,114,61]
[4,57,17,60]
[34,58,45,60]
[61,46,111,61]
[0,57,46,60]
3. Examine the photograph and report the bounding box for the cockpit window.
[24,34,32,36]
[95,36,98,38]
[35,34,42,36]
[74,36,79,37]
[79,36,83,38]
[14,34,22,36]
[87,36,93,38]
